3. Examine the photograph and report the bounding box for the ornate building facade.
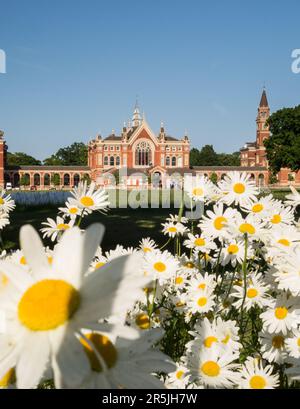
[0,92,299,189]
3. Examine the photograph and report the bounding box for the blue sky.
[0,0,299,160]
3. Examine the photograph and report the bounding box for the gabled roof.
[103,135,122,141]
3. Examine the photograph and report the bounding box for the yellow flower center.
[203,336,218,348]
[198,283,206,290]
[1,273,8,286]
[80,332,117,372]
[0,368,15,388]
[175,276,184,285]
[20,256,27,265]
[272,335,284,349]
[271,214,282,224]
[168,227,177,233]
[176,301,185,307]
[233,183,245,194]
[184,262,195,268]
[135,313,151,330]
[0,198,4,205]
[239,223,255,235]
[95,261,105,269]
[80,196,94,207]
[143,247,151,253]
[192,187,204,197]
[275,307,288,320]
[214,216,227,230]
[57,223,70,230]
[249,375,266,389]
[201,361,220,377]
[154,262,166,273]
[252,203,263,213]
[69,207,78,214]
[277,238,290,247]
[47,256,53,265]
[221,334,230,344]
[194,238,205,246]
[297,338,300,347]
[197,297,207,307]
[227,244,239,254]
[18,279,80,331]
[247,288,258,298]
[176,370,184,379]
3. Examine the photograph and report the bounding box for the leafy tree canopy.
[190,145,240,167]
[264,105,300,173]
[7,152,41,166]
[44,142,88,166]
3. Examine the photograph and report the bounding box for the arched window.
[258,173,265,186]
[116,156,120,166]
[63,174,70,186]
[110,156,115,166]
[44,173,50,186]
[73,174,80,186]
[104,156,108,166]
[135,141,152,166]
[34,173,40,186]
[172,156,176,167]
[166,157,170,166]
[13,173,20,187]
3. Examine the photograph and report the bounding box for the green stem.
[239,234,248,330]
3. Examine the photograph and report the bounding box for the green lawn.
[4,206,175,252]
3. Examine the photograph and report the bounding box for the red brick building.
[0,93,299,189]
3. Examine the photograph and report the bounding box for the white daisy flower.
[144,250,179,284]
[230,212,267,241]
[241,194,276,218]
[0,224,150,389]
[165,362,190,389]
[238,357,279,389]
[166,214,189,224]
[70,181,109,214]
[0,191,15,214]
[183,233,217,254]
[265,226,300,257]
[139,238,158,254]
[161,221,187,238]
[218,171,259,207]
[58,200,87,220]
[198,203,239,240]
[188,347,240,388]
[40,216,75,242]
[186,287,216,314]
[231,273,272,311]
[75,326,174,389]
[184,174,217,202]
[286,330,300,358]
[259,331,288,364]
[187,272,217,293]
[0,210,10,230]
[260,295,300,335]
[220,239,248,267]
[272,248,300,296]
[285,186,300,208]
[267,204,294,227]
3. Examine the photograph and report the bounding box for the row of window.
[104,156,121,166]
[102,145,183,152]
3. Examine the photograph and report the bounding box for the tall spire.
[259,88,269,107]
[132,98,142,127]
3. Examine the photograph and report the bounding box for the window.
[172,146,176,151]
[116,156,120,166]
[135,141,152,166]
[172,157,176,166]
[166,156,170,166]
[110,156,115,166]
[116,146,120,151]
[166,145,170,151]
[110,146,114,151]
[104,146,108,151]
[104,156,108,166]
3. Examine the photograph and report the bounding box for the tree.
[20,174,30,186]
[264,105,300,173]
[7,152,41,166]
[209,172,218,184]
[51,174,61,186]
[190,148,201,166]
[189,145,240,166]
[44,142,88,166]
[81,173,91,184]
[217,151,241,166]
[198,145,219,166]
